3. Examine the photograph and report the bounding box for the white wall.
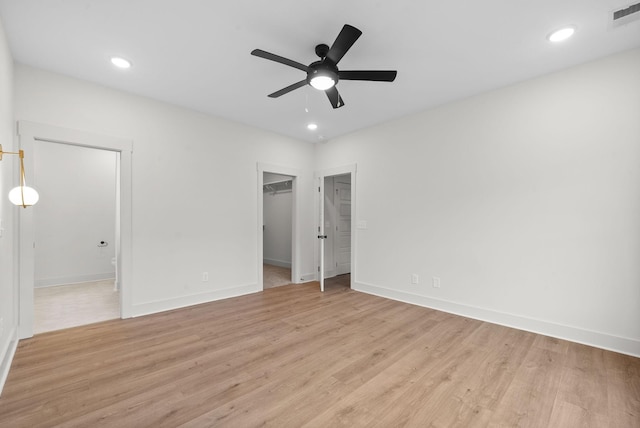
[316,48,640,357]
[0,15,18,393]
[263,174,292,268]
[33,141,116,287]
[14,64,316,316]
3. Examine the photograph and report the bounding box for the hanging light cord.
[18,150,27,208]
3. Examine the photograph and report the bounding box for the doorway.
[316,165,356,292]
[32,141,119,334]
[263,172,294,288]
[323,174,351,280]
[257,163,300,290]
[17,121,133,339]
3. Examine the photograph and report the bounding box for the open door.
[318,176,326,291]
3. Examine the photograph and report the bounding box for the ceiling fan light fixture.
[307,123,318,130]
[309,75,336,90]
[251,24,397,109]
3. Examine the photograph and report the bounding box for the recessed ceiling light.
[548,27,575,43]
[307,123,318,131]
[110,57,131,69]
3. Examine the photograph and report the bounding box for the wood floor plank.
[368,337,490,426]
[547,398,609,428]
[604,351,640,426]
[1,280,639,427]
[487,346,565,427]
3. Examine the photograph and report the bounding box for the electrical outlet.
[202,272,209,282]
[432,277,441,288]
[411,274,419,284]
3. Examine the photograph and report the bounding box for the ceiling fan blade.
[325,86,345,109]
[251,49,309,72]
[338,70,397,82]
[268,79,308,98]
[326,24,362,65]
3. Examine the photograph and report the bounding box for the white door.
[334,179,351,275]
[318,176,326,291]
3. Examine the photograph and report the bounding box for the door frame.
[16,121,133,338]
[314,164,357,291]
[257,163,300,289]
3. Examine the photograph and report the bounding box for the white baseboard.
[35,272,116,288]
[0,326,18,397]
[131,283,260,318]
[354,281,640,358]
[263,259,292,269]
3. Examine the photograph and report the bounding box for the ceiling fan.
[251,24,397,109]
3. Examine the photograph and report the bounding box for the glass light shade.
[8,185,39,207]
[310,75,335,90]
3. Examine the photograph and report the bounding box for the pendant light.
[0,144,39,208]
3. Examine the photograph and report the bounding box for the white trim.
[132,283,260,317]
[18,121,132,151]
[354,280,640,358]
[257,163,301,289]
[35,273,116,288]
[16,121,133,339]
[314,164,357,291]
[0,326,18,396]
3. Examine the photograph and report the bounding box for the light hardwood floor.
[1,279,638,427]
[34,280,120,334]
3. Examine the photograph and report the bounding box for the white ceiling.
[1,0,639,143]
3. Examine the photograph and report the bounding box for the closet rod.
[263,179,292,186]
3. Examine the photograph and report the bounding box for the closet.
[262,172,293,288]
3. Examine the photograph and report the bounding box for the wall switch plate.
[202,272,209,282]
[411,274,419,284]
[357,220,368,229]
[432,277,441,288]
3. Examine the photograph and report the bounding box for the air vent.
[612,2,640,27]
